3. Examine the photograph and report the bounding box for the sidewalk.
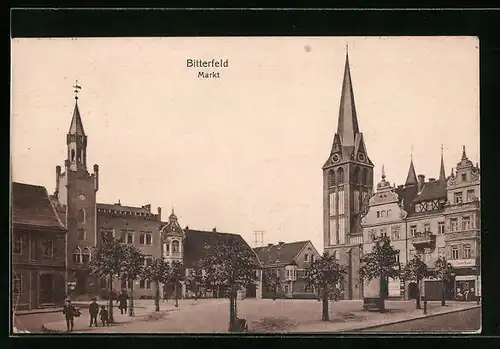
[42,298,227,333]
[288,302,480,333]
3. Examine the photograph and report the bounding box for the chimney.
[115,199,121,206]
[93,164,99,191]
[212,227,217,232]
[157,207,162,221]
[428,178,436,182]
[417,174,425,192]
[55,165,61,198]
[278,241,285,248]
[143,204,151,212]
[267,243,274,247]
[185,226,189,230]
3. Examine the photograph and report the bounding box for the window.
[100,228,115,239]
[140,279,151,289]
[380,228,387,238]
[146,232,152,245]
[452,246,459,259]
[438,222,445,235]
[454,192,463,204]
[391,225,400,240]
[126,232,134,244]
[13,235,22,254]
[13,274,22,295]
[467,189,475,202]
[172,240,180,254]
[424,223,431,232]
[387,209,392,217]
[362,169,368,186]
[377,211,380,218]
[144,255,152,267]
[337,168,344,184]
[450,218,458,232]
[328,169,336,187]
[395,251,400,264]
[78,228,86,240]
[368,229,377,241]
[41,239,54,257]
[333,250,339,260]
[140,232,145,245]
[82,247,91,264]
[165,243,170,253]
[463,244,471,259]
[73,247,82,264]
[461,173,467,182]
[311,255,314,263]
[381,210,386,218]
[462,217,471,230]
[77,209,86,223]
[410,225,417,237]
[304,254,309,262]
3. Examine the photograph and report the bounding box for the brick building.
[254,240,321,299]
[12,183,68,310]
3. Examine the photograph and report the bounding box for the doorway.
[39,274,54,304]
[408,282,418,300]
[246,283,256,298]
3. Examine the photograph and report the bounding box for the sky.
[11,37,480,252]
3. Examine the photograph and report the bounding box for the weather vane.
[73,80,82,100]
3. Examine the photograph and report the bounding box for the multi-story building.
[322,50,374,300]
[12,183,68,310]
[444,147,481,301]
[254,240,321,298]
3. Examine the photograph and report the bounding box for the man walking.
[117,290,128,315]
[89,298,99,327]
[62,299,76,332]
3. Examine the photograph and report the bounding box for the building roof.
[182,229,261,269]
[405,159,418,186]
[97,203,152,215]
[413,179,447,203]
[68,100,85,136]
[336,50,359,148]
[253,240,310,267]
[12,182,67,232]
[395,184,419,215]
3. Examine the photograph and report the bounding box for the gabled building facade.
[254,240,321,299]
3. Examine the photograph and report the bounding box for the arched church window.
[71,149,75,162]
[172,240,180,254]
[352,167,360,184]
[77,149,82,161]
[77,209,86,223]
[328,169,336,187]
[73,247,82,264]
[337,168,344,184]
[82,247,91,264]
[362,169,368,186]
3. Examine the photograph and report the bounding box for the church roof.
[68,100,85,136]
[182,229,261,269]
[336,50,359,148]
[12,182,67,232]
[253,240,310,267]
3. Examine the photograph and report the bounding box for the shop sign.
[449,259,475,268]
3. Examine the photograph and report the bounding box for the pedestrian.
[162,290,168,303]
[117,289,128,314]
[62,299,76,332]
[99,305,110,327]
[88,298,99,327]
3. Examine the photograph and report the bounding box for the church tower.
[54,82,99,295]
[322,49,374,299]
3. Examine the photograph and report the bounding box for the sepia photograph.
[10,36,480,334]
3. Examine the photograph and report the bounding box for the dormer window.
[461,173,467,182]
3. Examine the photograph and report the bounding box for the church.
[322,51,481,302]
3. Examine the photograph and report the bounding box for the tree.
[185,262,205,300]
[434,257,454,306]
[200,239,259,332]
[89,233,125,322]
[169,260,184,308]
[401,255,428,309]
[359,236,400,313]
[263,270,281,300]
[306,252,347,321]
[144,257,171,312]
[120,244,145,316]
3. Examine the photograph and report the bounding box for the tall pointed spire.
[336,47,359,148]
[381,164,386,180]
[405,158,418,186]
[439,144,446,181]
[68,80,85,136]
[461,145,468,160]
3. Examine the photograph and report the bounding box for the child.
[99,305,110,327]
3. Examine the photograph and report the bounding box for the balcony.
[412,231,436,249]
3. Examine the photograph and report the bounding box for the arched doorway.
[408,282,418,300]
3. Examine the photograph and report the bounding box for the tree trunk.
[228,288,235,332]
[155,281,160,312]
[317,286,321,302]
[129,281,135,316]
[174,283,179,308]
[322,280,329,321]
[379,276,386,313]
[108,274,114,322]
[416,279,421,309]
[441,280,446,306]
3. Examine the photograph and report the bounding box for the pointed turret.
[439,145,446,181]
[461,145,468,160]
[336,49,359,148]
[405,158,418,186]
[68,100,86,136]
[66,81,88,172]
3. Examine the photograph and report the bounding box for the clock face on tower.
[331,153,340,164]
[79,193,86,201]
[357,153,365,162]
